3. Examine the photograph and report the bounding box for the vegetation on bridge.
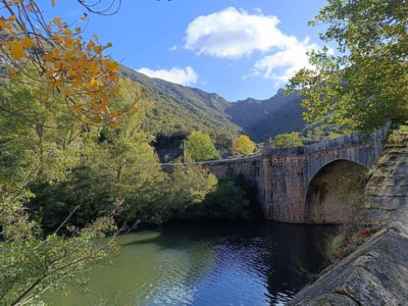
[184,131,220,162]
[272,132,305,148]
[232,135,257,155]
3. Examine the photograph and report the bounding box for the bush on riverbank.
[29,161,257,235]
[180,176,257,221]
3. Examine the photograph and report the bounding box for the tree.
[287,0,408,132]
[166,164,218,216]
[232,135,256,155]
[0,0,129,124]
[0,1,126,304]
[0,59,120,306]
[28,80,164,233]
[184,131,220,161]
[272,132,304,148]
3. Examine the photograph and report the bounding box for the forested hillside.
[121,66,240,138]
[121,66,305,143]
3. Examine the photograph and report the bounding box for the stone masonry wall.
[261,148,306,223]
[203,156,261,186]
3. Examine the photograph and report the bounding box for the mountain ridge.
[120,66,305,142]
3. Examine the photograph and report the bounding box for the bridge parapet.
[200,155,262,187]
[161,154,262,187]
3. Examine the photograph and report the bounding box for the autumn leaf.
[105,60,119,73]
[64,36,74,48]
[21,37,34,49]
[8,41,25,60]
[0,0,128,125]
[89,78,98,89]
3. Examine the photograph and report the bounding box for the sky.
[39,0,328,101]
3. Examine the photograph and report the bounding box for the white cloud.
[253,38,318,82]
[184,7,321,81]
[137,66,198,86]
[185,7,293,58]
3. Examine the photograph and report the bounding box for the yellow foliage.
[0,0,128,125]
[21,37,33,49]
[232,135,256,155]
[8,40,25,60]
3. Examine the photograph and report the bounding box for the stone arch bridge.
[194,128,388,224]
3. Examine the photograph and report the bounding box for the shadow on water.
[47,221,336,306]
[158,222,334,304]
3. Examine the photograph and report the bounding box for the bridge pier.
[260,149,307,223]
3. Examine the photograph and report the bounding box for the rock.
[290,229,408,305]
[300,293,358,306]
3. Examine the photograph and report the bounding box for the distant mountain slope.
[225,89,305,142]
[120,66,305,143]
[120,66,239,138]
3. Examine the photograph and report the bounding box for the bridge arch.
[304,159,368,224]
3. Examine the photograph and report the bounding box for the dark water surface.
[48,222,333,306]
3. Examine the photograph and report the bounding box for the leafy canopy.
[232,135,256,155]
[0,1,124,305]
[0,0,130,124]
[184,131,220,162]
[287,0,408,132]
[273,132,304,148]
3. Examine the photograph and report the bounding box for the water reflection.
[48,222,333,306]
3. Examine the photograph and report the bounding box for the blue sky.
[40,0,328,101]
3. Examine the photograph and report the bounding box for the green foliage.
[272,132,304,148]
[302,122,352,143]
[122,67,239,140]
[173,176,255,221]
[0,75,255,306]
[184,131,220,162]
[199,178,253,220]
[0,20,257,306]
[29,168,116,234]
[27,83,169,232]
[159,164,218,219]
[287,0,408,132]
[387,122,408,145]
[1,199,117,306]
[0,73,82,184]
[0,74,119,305]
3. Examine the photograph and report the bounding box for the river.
[47,222,333,306]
